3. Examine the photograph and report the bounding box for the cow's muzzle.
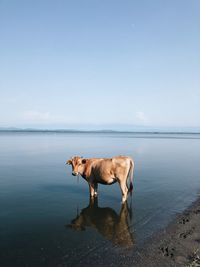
[72,171,79,176]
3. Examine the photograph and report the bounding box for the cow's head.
[66,156,87,176]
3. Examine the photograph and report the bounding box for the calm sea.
[0,132,200,266]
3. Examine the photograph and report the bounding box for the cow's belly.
[97,177,117,185]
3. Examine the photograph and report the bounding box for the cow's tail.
[128,158,134,194]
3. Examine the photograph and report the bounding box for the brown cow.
[66,197,134,247]
[66,155,134,203]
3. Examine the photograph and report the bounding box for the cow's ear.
[66,159,72,165]
[82,159,87,164]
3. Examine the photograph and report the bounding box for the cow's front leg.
[89,183,95,197]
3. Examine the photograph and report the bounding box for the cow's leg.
[89,183,95,197]
[89,195,98,208]
[118,179,128,203]
[94,183,98,196]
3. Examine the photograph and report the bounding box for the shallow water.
[0,132,200,266]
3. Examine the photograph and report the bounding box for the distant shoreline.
[0,129,200,135]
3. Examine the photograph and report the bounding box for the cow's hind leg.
[118,179,128,203]
[94,183,98,196]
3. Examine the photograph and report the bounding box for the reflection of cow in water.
[66,197,134,247]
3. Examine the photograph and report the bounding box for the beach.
[131,196,200,267]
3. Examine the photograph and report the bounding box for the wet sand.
[67,196,200,267]
[131,196,200,267]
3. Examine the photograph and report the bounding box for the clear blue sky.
[0,0,199,130]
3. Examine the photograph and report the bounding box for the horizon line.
[0,128,199,134]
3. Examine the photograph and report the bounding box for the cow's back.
[90,156,132,182]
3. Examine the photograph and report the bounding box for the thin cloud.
[22,111,52,122]
[135,111,147,123]
[21,110,73,124]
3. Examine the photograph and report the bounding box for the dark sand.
[131,197,200,267]
[65,197,200,267]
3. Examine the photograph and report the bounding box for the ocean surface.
[0,132,200,266]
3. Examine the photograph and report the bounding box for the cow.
[66,155,134,203]
[66,197,134,247]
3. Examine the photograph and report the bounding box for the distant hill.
[0,127,199,134]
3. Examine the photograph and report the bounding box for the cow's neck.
[82,168,89,181]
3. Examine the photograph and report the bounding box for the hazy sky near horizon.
[0,0,200,129]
